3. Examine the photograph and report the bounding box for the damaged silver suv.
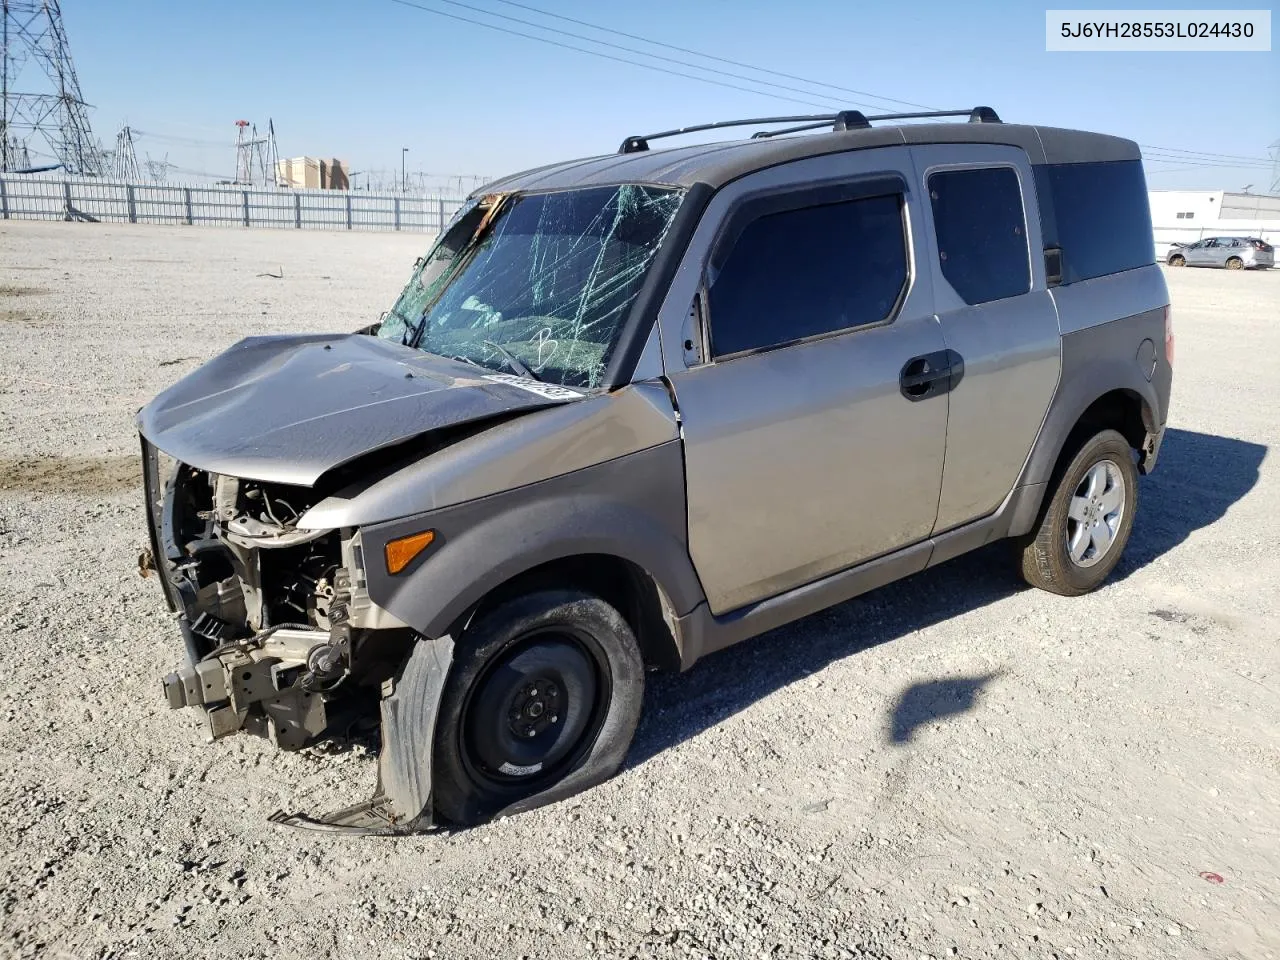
[140,106,1172,831]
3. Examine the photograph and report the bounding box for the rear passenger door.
[659,148,950,615]
[910,146,1061,533]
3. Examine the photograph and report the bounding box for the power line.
[1145,164,1243,176]
[387,0,839,110]
[133,129,235,149]
[451,0,928,113]
[481,0,1280,168]
[394,0,1270,168]
[430,0,869,110]
[1143,152,1272,170]
[1139,143,1273,164]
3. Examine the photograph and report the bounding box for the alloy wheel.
[1065,459,1127,568]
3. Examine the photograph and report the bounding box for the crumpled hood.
[137,333,585,486]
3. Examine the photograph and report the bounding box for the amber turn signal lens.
[384,530,436,575]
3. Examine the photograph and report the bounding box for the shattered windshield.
[378,185,684,389]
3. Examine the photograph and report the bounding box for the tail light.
[1164,304,1174,366]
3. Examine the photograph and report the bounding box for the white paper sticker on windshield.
[483,373,584,401]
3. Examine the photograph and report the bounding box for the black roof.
[477,122,1141,196]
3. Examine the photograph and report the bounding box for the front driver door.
[1190,238,1217,265]
[661,148,949,615]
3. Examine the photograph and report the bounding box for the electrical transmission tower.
[1,0,102,174]
[234,118,280,186]
[142,151,169,182]
[112,123,139,180]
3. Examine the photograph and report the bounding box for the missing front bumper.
[162,626,329,750]
[267,634,455,835]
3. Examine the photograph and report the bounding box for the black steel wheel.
[460,630,607,789]
[431,589,644,825]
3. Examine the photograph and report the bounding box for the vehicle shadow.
[1114,426,1267,575]
[627,427,1264,768]
[889,673,1002,744]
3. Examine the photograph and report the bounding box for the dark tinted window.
[928,167,1030,305]
[708,194,907,357]
[1034,160,1154,284]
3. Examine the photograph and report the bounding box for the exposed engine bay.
[141,440,413,752]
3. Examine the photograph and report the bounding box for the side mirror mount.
[682,291,707,367]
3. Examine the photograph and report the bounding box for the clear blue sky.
[61,0,1279,191]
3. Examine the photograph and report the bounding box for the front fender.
[359,440,705,639]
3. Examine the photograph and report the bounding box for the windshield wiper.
[483,340,541,381]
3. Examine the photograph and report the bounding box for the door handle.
[900,350,964,402]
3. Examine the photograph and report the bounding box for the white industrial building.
[1148,190,1280,260]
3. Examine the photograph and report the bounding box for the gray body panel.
[672,296,1170,666]
[136,333,580,487]
[1017,304,1170,491]
[298,381,679,528]
[658,146,949,614]
[479,123,1138,195]
[674,320,948,614]
[360,441,705,641]
[909,144,1063,532]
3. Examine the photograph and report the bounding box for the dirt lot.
[1,220,1278,960]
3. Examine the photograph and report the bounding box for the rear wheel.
[1226,256,1244,270]
[431,589,644,826]
[1168,254,1186,266]
[1017,429,1138,596]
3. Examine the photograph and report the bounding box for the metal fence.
[0,174,465,233]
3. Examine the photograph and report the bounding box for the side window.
[928,167,1030,305]
[1033,160,1155,284]
[707,193,907,357]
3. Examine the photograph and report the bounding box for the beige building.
[276,156,349,190]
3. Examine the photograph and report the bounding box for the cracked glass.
[379,185,684,389]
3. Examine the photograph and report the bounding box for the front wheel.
[1017,429,1138,596]
[431,589,644,826]
[1168,254,1186,266]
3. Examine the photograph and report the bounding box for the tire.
[1168,254,1185,267]
[431,589,644,826]
[1017,429,1138,596]
[1226,257,1244,270]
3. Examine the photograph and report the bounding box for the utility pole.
[1,0,102,173]
[1269,139,1280,196]
[402,147,408,193]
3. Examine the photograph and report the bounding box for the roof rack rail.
[618,106,1000,154]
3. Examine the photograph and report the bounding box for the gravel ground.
[1,220,1278,960]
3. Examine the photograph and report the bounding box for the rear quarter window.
[1034,160,1154,284]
